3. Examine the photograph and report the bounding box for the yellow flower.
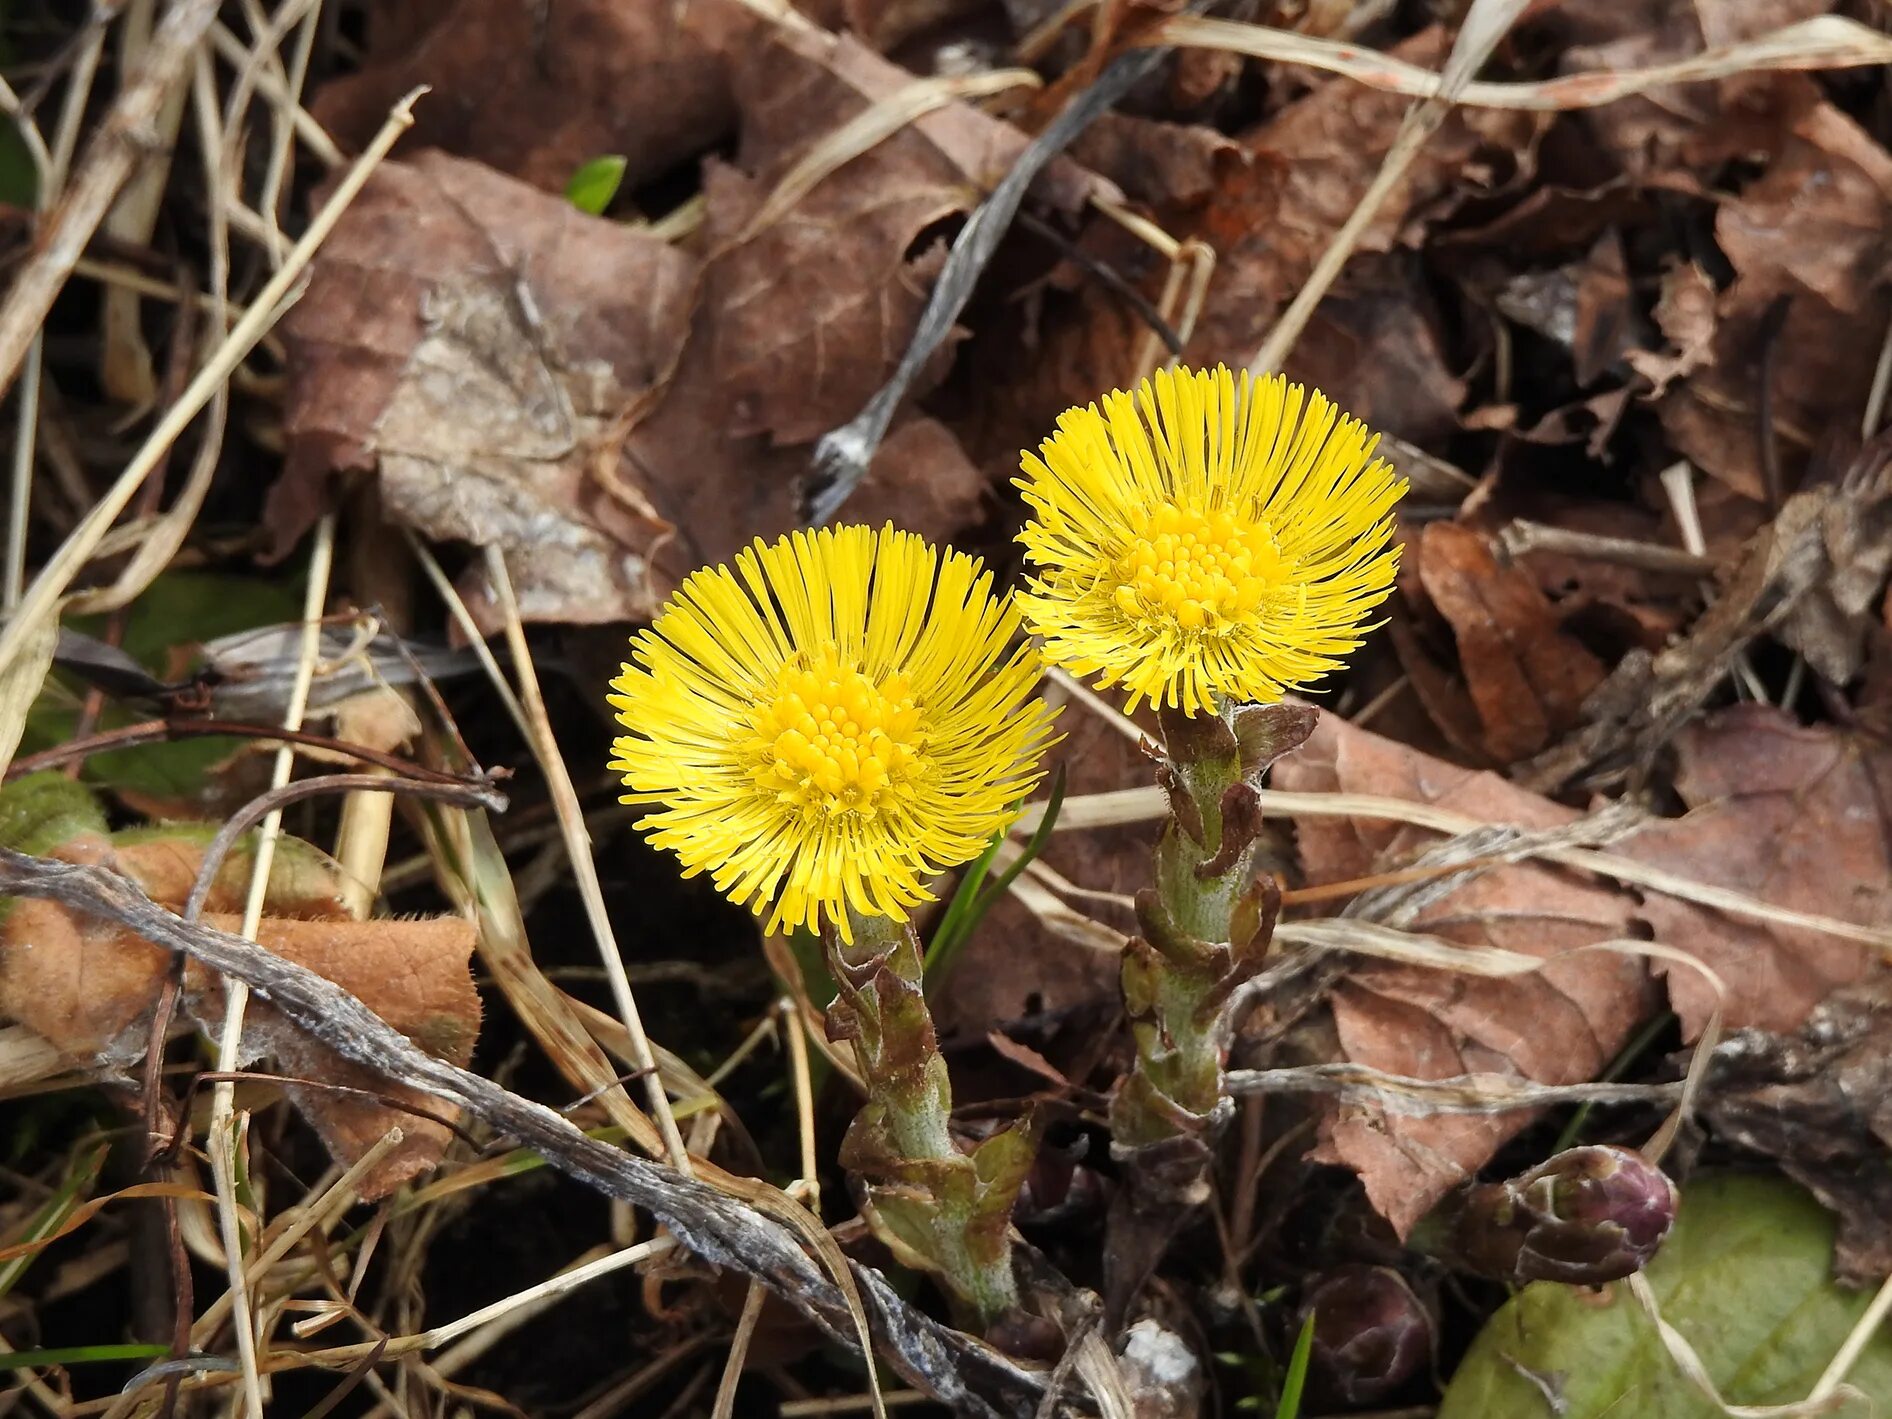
[609,524,1056,940]
[1016,364,1406,717]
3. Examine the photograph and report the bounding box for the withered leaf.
[1412,522,1608,764]
[695,27,1102,447]
[1182,26,1540,387]
[272,151,695,629]
[1275,703,1886,1233]
[0,826,480,1198]
[1525,453,1892,789]
[622,27,1105,574]
[1274,713,1652,1237]
[311,0,755,194]
[1623,704,1889,1040]
[1625,261,1717,396]
[1658,83,1892,500]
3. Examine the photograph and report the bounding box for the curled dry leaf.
[1625,261,1717,397]
[310,0,755,193]
[1409,522,1608,765]
[1526,450,1892,789]
[0,780,479,1198]
[1657,82,1892,500]
[1699,976,1892,1284]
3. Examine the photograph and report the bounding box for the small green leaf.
[1274,1312,1315,1419]
[1439,1174,1892,1418]
[566,155,628,215]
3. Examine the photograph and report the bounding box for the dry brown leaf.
[1181,26,1541,386]
[270,151,694,629]
[1543,0,1834,175]
[1412,522,1608,764]
[1625,261,1717,396]
[1067,114,1240,213]
[1622,704,1889,1039]
[0,831,479,1198]
[620,27,1107,574]
[1274,713,1653,1236]
[1658,83,1892,500]
[310,0,755,194]
[1279,257,1467,449]
[1275,702,1887,1232]
[1526,454,1892,788]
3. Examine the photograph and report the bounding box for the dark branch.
[0,847,1044,1419]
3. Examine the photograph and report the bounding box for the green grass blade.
[923,764,1066,990]
[0,1344,170,1372]
[1274,1312,1316,1419]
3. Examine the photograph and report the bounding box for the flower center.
[1112,503,1284,633]
[746,649,925,817]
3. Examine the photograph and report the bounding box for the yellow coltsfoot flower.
[608,524,1056,940]
[1016,364,1407,716]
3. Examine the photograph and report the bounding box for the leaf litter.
[5,0,1892,1413]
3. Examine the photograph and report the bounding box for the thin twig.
[5,718,483,783]
[181,772,510,922]
[803,23,1196,523]
[481,547,694,1175]
[206,514,337,1419]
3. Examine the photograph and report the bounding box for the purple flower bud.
[1447,1145,1678,1286]
[1300,1264,1432,1405]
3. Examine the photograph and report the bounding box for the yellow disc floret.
[609,525,1056,940]
[745,653,924,816]
[1016,364,1407,716]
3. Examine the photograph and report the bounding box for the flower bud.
[1445,1145,1677,1286]
[1299,1264,1432,1405]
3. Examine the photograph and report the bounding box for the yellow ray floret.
[609,524,1057,940]
[1015,364,1407,717]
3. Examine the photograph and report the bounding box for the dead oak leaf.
[270,151,695,629]
[310,0,755,194]
[694,28,1105,447]
[1622,704,1890,1040]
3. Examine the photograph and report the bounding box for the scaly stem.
[1103,702,1309,1321]
[1112,704,1274,1146]
[822,908,1028,1327]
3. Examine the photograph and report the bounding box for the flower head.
[609,524,1056,940]
[1016,365,1406,716]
